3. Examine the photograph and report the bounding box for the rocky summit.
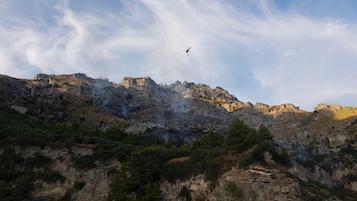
[0,73,356,201]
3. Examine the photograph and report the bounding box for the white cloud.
[0,0,357,110]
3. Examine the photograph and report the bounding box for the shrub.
[0,146,24,181]
[162,159,197,181]
[270,148,290,166]
[107,170,134,201]
[74,181,86,190]
[224,120,272,151]
[35,170,65,183]
[26,153,52,169]
[13,175,34,198]
[225,181,242,199]
[204,158,224,181]
[141,183,162,201]
[72,155,97,169]
[299,180,357,201]
[192,131,224,149]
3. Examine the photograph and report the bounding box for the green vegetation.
[0,105,289,200]
[107,119,289,200]
[74,181,86,190]
[225,181,242,199]
[340,146,357,160]
[0,145,65,201]
[299,180,357,201]
[8,105,354,201]
[35,170,65,183]
[72,154,97,169]
[225,122,272,151]
[26,152,52,169]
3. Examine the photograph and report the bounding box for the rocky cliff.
[0,73,356,201]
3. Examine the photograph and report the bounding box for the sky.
[1,0,357,110]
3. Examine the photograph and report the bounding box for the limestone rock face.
[121,77,159,91]
[18,146,120,201]
[169,81,248,112]
[315,103,343,112]
[161,165,302,201]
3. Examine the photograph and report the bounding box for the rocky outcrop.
[121,77,159,91]
[10,105,28,114]
[169,81,248,112]
[161,165,302,201]
[18,146,120,201]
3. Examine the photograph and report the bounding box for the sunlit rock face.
[120,77,159,90]
[168,81,248,112]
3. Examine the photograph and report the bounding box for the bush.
[162,159,197,181]
[26,153,52,169]
[13,175,34,198]
[224,120,272,151]
[107,170,134,201]
[271,148,290,166]
[192,131,224,149]
[35,170,65,183]
[141,183,162,201]
[204,158,224,181]
[74,181,86,190]
[0,146,24,181]
[225,181,242,199]
[72,155,97,169]
[299,180,357,201]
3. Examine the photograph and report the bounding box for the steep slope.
[0,73,356,201]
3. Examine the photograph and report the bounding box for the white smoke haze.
[0,0,357,110]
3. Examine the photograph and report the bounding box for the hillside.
[0,73,356,201]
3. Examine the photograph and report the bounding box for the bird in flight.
[186,47,191,55]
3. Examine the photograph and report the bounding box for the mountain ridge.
[0,73,356,201]
[5,72,348,111]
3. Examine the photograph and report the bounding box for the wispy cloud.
[0,0,357,109]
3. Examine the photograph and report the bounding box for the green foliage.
[257,139,291,166]
[72,155,97,169]
[107,119,288,200]
[141,183,162,201]
[162,159,197,182]
[74,181,86,190]
[0,145,33,201]
[204,157,225,182]
[0,145,66,200]
[26,153,52,169]
[225,181,242,199]
[0,146,24,181]
[299,180,357,201]
[271,147,290,166]
[340,146,357,160]
[35,170,65,183]
[225,120,272,151]
[107,170,135,201]
[0,175,34,201]
[108,145,184,200]
[0,107,292,200]
[192,131,224,149]
[13,175,34,197]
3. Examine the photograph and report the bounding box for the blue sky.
[1,0,357,110]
